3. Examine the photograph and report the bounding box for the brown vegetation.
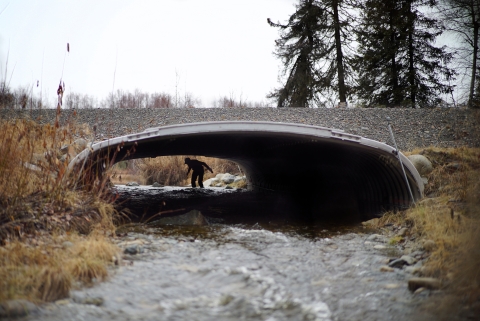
[375,147,480,315]
[0,116,121,303]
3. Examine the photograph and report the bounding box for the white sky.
[0,0,296,107]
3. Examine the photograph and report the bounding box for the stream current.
[26,186,437,321]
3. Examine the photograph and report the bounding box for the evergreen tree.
[268,0,354,107]
[354,0,456,107]
[440,0,480,108]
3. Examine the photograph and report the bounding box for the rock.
[423,240,436,251]
[152,182,163,187]
[152,210,208,226]
[407,155,433,176]
[221,173,236,184]
[388,258,408,268]
[72,138,88,153]
[367,234,382,241]
[0,299,37,318]
[408,277,441,291]
[215,183,222,187]
[124,244,144,255]
[405,266,422,275]
[203,178,218,187]
[380,265,394,272]
[126,182,140,186]
[397,228,408,237]
[400,255,417,265]
[225,185,233,189]
[62,241,74,249]
[233,176,245,183]
[374,245,387,250]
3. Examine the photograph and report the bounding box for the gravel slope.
[2,108,479,150]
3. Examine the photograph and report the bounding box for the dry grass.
[136,156,241,186]
[0,233,119,303]
[0,117,121,303]
[377,147,480,313]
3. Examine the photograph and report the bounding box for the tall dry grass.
[137,156,241,185]
[0,116,121,303]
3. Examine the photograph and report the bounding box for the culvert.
[69,121,423,220]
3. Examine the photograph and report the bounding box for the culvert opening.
[72,122,423,226]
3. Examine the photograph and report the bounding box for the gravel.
[2,108,479,150]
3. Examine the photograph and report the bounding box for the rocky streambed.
[20,186,449,321]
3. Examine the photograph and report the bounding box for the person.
[185,157,213,188]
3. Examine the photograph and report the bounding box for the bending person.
[185,157,213,188]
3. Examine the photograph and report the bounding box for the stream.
[25,186,439,321]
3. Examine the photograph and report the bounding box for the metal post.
[386,117,415,205]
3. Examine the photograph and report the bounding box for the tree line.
[268,0,479,108]
[0,86,271,109]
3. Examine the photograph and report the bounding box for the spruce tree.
[354,0,456,108]
[440,0,480,108]
[268,0,353,107]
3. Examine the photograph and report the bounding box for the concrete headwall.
[1,108,479,150]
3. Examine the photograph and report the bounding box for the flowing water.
[26,186,438,321]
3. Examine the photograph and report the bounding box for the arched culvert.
[69,121,424,220]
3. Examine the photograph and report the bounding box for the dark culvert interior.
[90,123,422,226]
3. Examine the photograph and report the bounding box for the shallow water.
[26,186,437,321]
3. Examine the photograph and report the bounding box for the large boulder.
[153,210,208,226]
[407,155,433,176]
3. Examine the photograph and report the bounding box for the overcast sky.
[0,0,296,107]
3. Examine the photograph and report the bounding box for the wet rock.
[0,299,37,318]
[152,210,208,226]
[225,185,233,190]
[126,182,140,186]
[407,155,433,176]
[423,240,436,251]
[124,244,144,255]
[400,255,417,265]
[408,277,441,291]
[380,265,394,272]
[152,182,163,187]
[388,258,408,268]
